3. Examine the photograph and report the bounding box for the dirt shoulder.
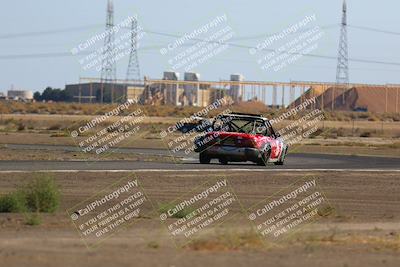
[0,171,399,267]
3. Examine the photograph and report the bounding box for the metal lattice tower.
[336,0,349,86]
[101,0,116,83]
[126,16,141,81]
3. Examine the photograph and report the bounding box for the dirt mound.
[292,86,400,113]
[231,100,268,114]
[290,86,323,109]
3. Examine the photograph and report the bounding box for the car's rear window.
[214,116,272,136]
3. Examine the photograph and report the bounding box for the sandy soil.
[1,132,399,158]
[0,147,175,162]
[2,113,400,131]
[0,171,399,267]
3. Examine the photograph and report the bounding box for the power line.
[1,35,400,68]
[230,24,339,41]
[1,48,398,74]
[1,25,400,68]
[143,29,400,67]
[0,25,102,40]
[1,22,398,42]
[140,50,400,72]
[0,52,84,59]
[0,45,162,59]
[0,23,337,41]
[349,25,400,36]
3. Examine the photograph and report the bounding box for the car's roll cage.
[211,114,278,138]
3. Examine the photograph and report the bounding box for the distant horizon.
[1,0,399,94]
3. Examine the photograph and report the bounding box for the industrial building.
[64,72,242,107]
[7,90,33,101]
[141,72,241,107]
[64,74,400,113]
[229,74,244,102]
[64,82,144,103]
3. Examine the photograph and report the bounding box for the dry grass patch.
[185,230,265,251]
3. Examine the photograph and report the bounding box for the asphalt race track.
[0,152,399,171]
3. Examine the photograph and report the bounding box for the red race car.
[194,113,288,166]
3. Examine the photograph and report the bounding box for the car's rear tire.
[274,147,287,165]
[256,160,267,166]
[199,152,211,164]
[219,158,228,165]
[256,145,271,166]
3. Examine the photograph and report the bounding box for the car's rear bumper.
[201,145,262,162]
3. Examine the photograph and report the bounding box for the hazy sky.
[0,0,399,93]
